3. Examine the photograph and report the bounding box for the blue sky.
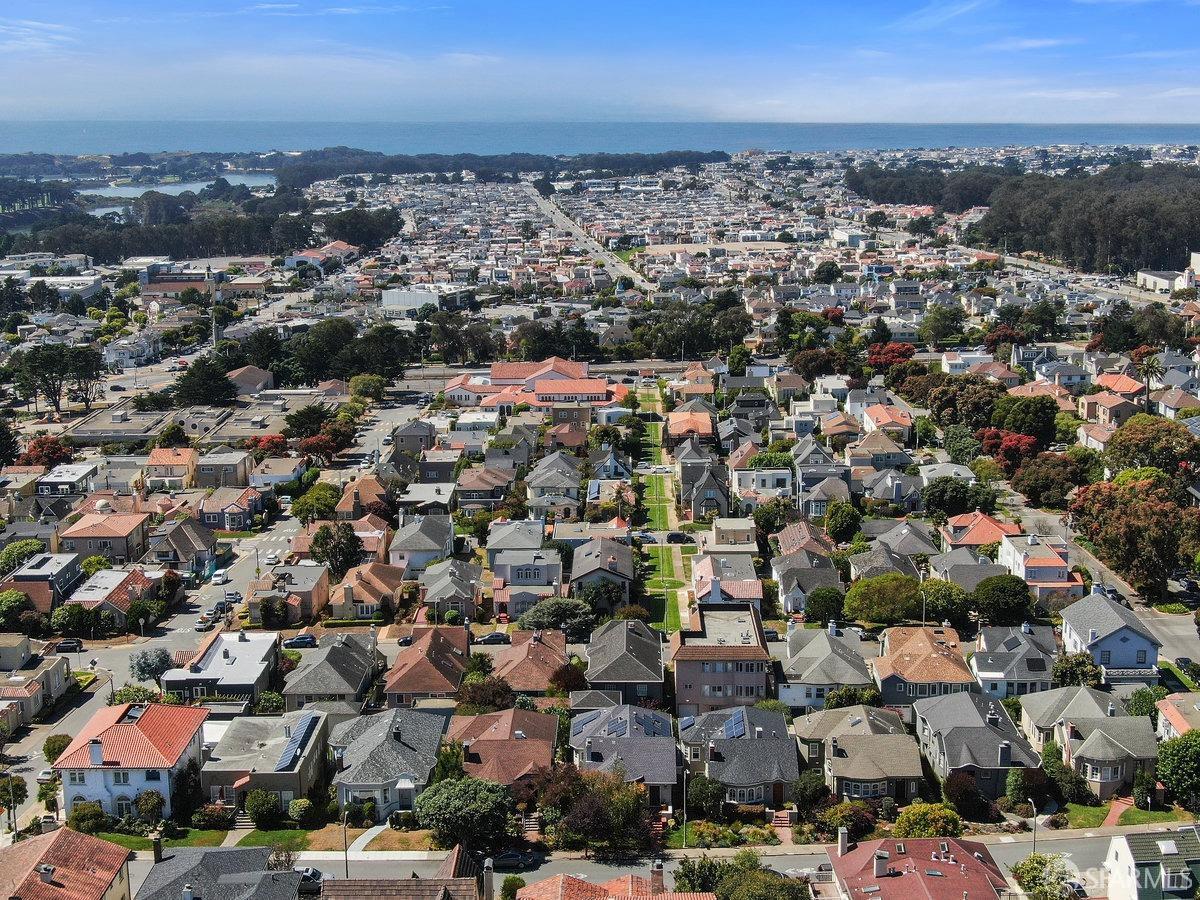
[3,0,1200,122]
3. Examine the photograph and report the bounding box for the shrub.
[501,877,526,900]
[67,801,110,834]
[289,798,316,826]
[817,801,875,841]
[135,789,166,822]
[42,734,72,765]
[191,804,234,830]
[245,789,281,828]
[1044,813,1068,829]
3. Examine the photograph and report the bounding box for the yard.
[641,421,664,465]
[237,829,310,851]
[643,473,671,530]
[644,545,683,632]
[1160,660,1198,691]
[1118,805,1193,826]
[1063,802,1108,829]
[366,828,435,851]
[98,829,227,850]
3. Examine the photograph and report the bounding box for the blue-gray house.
[1061,588,1161,686]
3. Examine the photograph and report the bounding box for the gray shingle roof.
[1021,686,1124,729]
[391,514,453,553]
[585,619,664,684]
[135,848,302,900]
[706,737,799,786]
[1062,591,1161,647]
[972,624,1056,682]
[330,707,449,787]
[914,691,1040,769]
[1068,716,1158,762]
[578,735,679,786]
[283,633,377,698]
[782,629,872,686]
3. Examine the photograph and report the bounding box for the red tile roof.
[0,829,129,900]
[827,838,1007,900]
[54,703,208,770]
[61,513,148,540]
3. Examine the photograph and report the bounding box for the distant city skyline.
[4,0,1200,123]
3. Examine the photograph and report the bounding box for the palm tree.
[1137,355,1165,410]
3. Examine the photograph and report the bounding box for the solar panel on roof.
[608,719,628,737]
[1026,659,1047,672]
[275,713,317,772]
[570,710,602,736]
[679,716,696,731]
[724,707,746,739]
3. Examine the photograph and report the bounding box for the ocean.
[4,121,1200,156]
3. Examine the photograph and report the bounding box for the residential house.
[195,449,253,489]
[485,519,544,567]
[446,708,558,787]
[673,603,771,716]
[827,838,1010,900]
[1156,692,1200,740]
[971,622,1056,698]
[60,514,149,565]
[250,457,307,492]
[679,465,731,521]
[455,467,515,512]
[844,432,912,470]
[248,563,330,624]
[872,626,975,721]
[863,403,913,443]
[201,710,328,809]
[492,549,561,621]
[0,633,72,723]
[226,365,274,395]
[197,487,262,532]
[283,632,382,713]
[144,518,217,580]
[589,445,633,481]
[584,619,665,704]
[794,704,924,802]
[1021,686,1122,751]
[329,563,406,621]
[490,630,567,695]
[1061,588,1161,684]
[54,703,209,818]
[161,631,278,701]
[913,691,1040,800]
[0,829,131,900]
[0,553,83,614]
[64,568,157,630]
[940,510,1022,551]
[389,515,454,576]
[1104,830,1200,900]
[384,626,470,706]
[998,533,1085,602]
[419,559,483,622]
[772,549,841,615]
[335,474,390,520]
[678,706,798,807]
[569,705,680,812]
[329,707,450,820]
[144,448,197,490]
[419,449,462,484]
[779,621,872,712]
[570,538,634,609]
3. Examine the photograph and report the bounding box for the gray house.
[914,691,1040,800]
[201,710,328,808]
[778,622,872,712]
[971,623,1056,699]
[135,848,302,900]
[1061,589,1162,685]
[570,538,634,608]
[282,632,383,713]
[569,704,679,812]
[678,706,798,807]
[485,518,545,567]
[794,703,924,803]
[584,619,665,703]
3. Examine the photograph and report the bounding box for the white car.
[211,569,228,585]
[264,552,280,566]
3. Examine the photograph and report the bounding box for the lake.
[85,172,277,198]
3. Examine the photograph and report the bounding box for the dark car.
[665,532,694,544]
[282,634,318,649]
[109,384,125,392]
[54,638,82,654]
[1176,657,1194,670]
[476,631,511,645]
[762,628,780,642]
[492,851,536,871]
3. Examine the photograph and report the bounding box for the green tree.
[129,648,174,683]
[0,419,20,468]
[824,499,862,543]
[80,555,111,577]
[309,522,363,580]
[51,603,96,637]
[135,789,166,822]
[285,403,333,440]
[813,261,843,284]
[173,356,238,407]
[1052,652,1103,688]
[432,742,466,783]
[42,733,72,765]
[972,574,1033,626]
[792,769,831,810]
[1158,731,1200,808]
[349,374,386,401]
[921,477,997,518]
[414,776,512,850]
[501,877,526,900]
[891,801,963,838]
[727,346,751,377]
[66,801,109,834]
[687,773,728,820]
[919,579,971,628]
[157,422,190,448]
[291,482,340,523]
[516,598,596,641]
[943,424,982,465]
[0,539,45,574]
[1127,685,1168,724]
[675,853,762,894]
[1010,853,1071,900]
[254,691,284,714]
[825,685,883,709]
[844,574,921,625]
[718,868,810,900]
[1106,413,1200,476]
[803,587,844,625]
[245,788,281,828]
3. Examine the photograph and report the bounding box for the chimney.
[650,861,665,896]
[37,867,54,885]
[1028,534,1039,546]
[482,860,494,900]
[1021,621,1032,635]
[837,826,849,857]
[182,886,194,900]
[1107,702,1117,717]
[787,619,797,635]
[514,730,526,740]
[827,620,837,635]
[985,706,1000,728]
[755,727,763,739]
[343,584,354,606]
[873,851,889,878]
[1089,628,1099,642]
[284,724,292,738]
[998,740,1012,767]
[222,648,229,659]
[88,738,103,766]
[392,725,404,744]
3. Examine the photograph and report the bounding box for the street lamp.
[89,659,115,701]
[681,768,689,850]
[341,809,351,879]
[1028,796,1037,855]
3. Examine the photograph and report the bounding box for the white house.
[1061,588,1162,685]
[53,703,209,818]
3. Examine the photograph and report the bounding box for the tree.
[17,435,73,468]
[719,868,810,900]
[349,374,386,401]
[561,769,653,858]
[173,356,238,407]
[867,342,917,370]
[891,801,963,838]
[1158,731,1200,808]
[67,346,105,411]
[792,769,831,810]
[804,586,844,625]
[245,788,281,828]
[992,396,1059,449]
[675,852,762,893]
[108,684,162,705]
[687,773,727,820]
[0,539,44,574]
[129,648,174,684]
[549,663,587,695]
[285,403,333,440]
[516,598,595,641]
[753,498,801,547]
[415,776,511,850]
[943,425,982,466]
[942,771,989,820]
[135,789,166,822]
[432,741,466,783]
[245,433,287,462]
[919,579,971,628]
[1107,413,1200,476]
[457,676,515,714]
[972,575,1033,626]
[727,346,751,378]
[1010,853,1072,900]
[825,685,883,709]
[67,801,109,834]
[1011,453,1088,510]
[157,422,190,448]
[813,261,843,284]
[254,691,284,714]
[844,574,921,625]
[80,555,110,578]
[1127,685,1168,724]
[1052,652,1103,688]
[309,522,363,580]
[42,733,71,765]
[291,482,340,523]
[976,428,1039,477]
[501,877,526,900]
[824,499,862,543]
[0,419,20,469]
[920,476,997,518]
[51,603,96,638]
[817,800,875,841]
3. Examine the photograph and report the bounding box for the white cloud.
[1024,88,1120,99]
[0,18,76,53]
[984,37,1077,50]
[1156,86,1200,97]
[897,0,991,31]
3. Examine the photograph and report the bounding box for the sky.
[3,0,1200,122]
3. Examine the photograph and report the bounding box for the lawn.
[1064,803,1109,829]
[644,546,683,632]
[366,828,435,851]
[238,828,310,850]
[641,422,664,465]
[1118,805,1193,826]
[306,823,367,851]
[98,829,227,850]
[1161,660,1198,691]
[643,474,671,530]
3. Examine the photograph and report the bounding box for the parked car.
[382,435,393,445]
[762,628,780,642]
[665,532,694,544]
[195,619,214,632]
[264,552,280,566]
[36,769,54,784]
[1065,881,1087,898]
[54,638,82,654]
[476,631,511,645]
[211,569,229,585]
[223,590,242,603]
[492,851,537,871]
[282,633,318,649]
[109,384,125,392]
[295,868,327,894]
[1176,657,1194,670]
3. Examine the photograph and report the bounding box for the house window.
[115,796,134,817]
[146,770,161,781]
[1164,871,1192,892]
[1101,650,1112,665]
[68,771,84,785]
[1136,649,1147,665]
[113,771,130,785]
